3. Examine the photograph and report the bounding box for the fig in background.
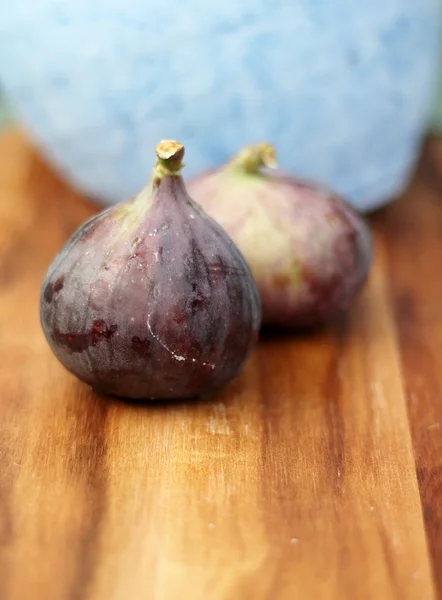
[188,143,372,327]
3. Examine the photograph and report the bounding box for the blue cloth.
[0,0,439,209]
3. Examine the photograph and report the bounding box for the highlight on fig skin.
[40,140,261,400]
[187,142,373,328]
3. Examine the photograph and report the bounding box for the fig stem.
[227,143,277,174]
[153,140,185,184]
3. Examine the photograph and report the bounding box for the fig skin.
[187,144,373,327]
[40,141,261,400]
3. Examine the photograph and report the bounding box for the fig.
[188,143,372,327]
[40,140,261,400]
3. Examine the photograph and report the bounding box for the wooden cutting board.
[1,129,442,600]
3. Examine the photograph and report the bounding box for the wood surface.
[0,129,441,600]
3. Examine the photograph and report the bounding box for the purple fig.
[188,143,372,327]
[40,140,261,400]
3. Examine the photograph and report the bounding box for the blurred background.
[0,0,441,211]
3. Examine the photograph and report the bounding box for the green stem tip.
[153,140,185,181]
[229,142,277,174]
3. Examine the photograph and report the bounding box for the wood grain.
[0,129,440,600]
[375,140,442,597]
